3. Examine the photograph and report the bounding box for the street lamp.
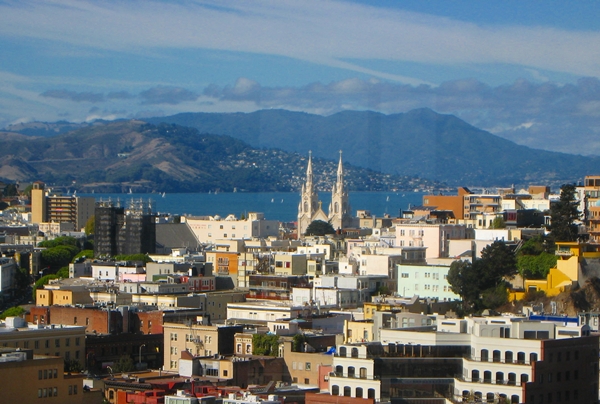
[139,344,146,365]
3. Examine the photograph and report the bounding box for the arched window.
[472,369,480,382]
[486,392,495,402]
[520,374,529,384]
[304,202,308,212]
[505,351,513,364]
[481,349,489,362]
[331,385,339,396]
[530,352,538,363]
[348,366,355,378]
[517,352,525,364]
[359,367,367,379]
[335,365,343,376]
[496,371,504,384]
[351,347,359,358]
[367,389,375,399]
[483,371,492,383]
[508,373,516,385]
[334,202,339,213]
[511,394,520,403]
[339,347,347,357]
[493,350,501,362]
[356,387,363,398]
[343,386,351,397]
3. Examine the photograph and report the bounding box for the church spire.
[336,150,344,192]
[306,150,314,191]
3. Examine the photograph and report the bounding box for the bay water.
[81,191,425,222]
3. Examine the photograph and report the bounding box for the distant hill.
[145,108,600,187]
[0,120,440,193]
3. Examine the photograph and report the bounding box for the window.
[75,337,80,346]
[65,338,70,347]
[401,273,409,278]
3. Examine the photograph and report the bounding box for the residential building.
[395,222,466,258]
[0,347,83,403]
[185,212,278,243]
[0,317,86,368]
[163,322,242,372]
[31,181,95,230]
[396,262,459,300]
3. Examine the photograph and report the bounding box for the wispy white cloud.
[1,0,599,83]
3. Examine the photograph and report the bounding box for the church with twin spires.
[297,151,352,237]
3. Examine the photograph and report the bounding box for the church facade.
[297,151,352,237]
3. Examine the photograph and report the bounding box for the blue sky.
[2,0,600,155]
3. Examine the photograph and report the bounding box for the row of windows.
[5,338,80,349]
[400,273,448,280]
[38,369,58,380]
[538,369,580,383]
[331,385,376,399]
[37,385,77,398]
[292,361,311,371]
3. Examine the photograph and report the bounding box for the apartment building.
[185,213,278,243]
[162,322,242,372]
[0,317,86,369]
[0,348,83,403]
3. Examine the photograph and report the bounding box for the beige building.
[0,317,86,368]
[163,322,243,372]
[36,286,93,306]
[31,182,95,230]
[185,213,278,244]
[0,348,83,404]
[280,338,333,386]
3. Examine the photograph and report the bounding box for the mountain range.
[2,108,599,191]
[0,120,438,193]
[145,108,600,187]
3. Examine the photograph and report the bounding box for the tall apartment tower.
[94,199,156,258]
[30,181,95,230]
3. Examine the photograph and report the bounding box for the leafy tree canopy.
[252,334,279,356]
[305,220,335,236]
[73,250,94,262]
[114,254,153,263]
[33,274,59,300]
[0,306,25,320]
[447,241,517,313]
[517,252,557,280]
[548,184,582,242]
[85,215,95,235]
[56,266,69,278]
[489,216,506,229]
[112,355,134,373]
[38,236,79,249]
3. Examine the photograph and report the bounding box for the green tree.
[305,220,335,236]
[112,355,134,373]
[292,334,308,352]
[252,334,280,356]
[56,266,70,278]
[64,359,82,373]
[3,183,18,197]
[548,184,582,242]
[85,215,95,235]
[38,236,79,249]
[489,216,506,229]
[114,254,153,263]
[33,274,59,300]
[517,252,557,279]
[41,245,79,272]
[0,306,25,319]
[447,241,516,313]
[73,250,94,262]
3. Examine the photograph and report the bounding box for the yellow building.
[162,321,243,373]
[343,319,373,343]
[36,287,93,306]
[0,348,83,404]
[524,242,600,297]
[0,317,86,369]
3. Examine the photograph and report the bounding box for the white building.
[185,212,278,243]
[396,262,459,301]
[395,223,466,258]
